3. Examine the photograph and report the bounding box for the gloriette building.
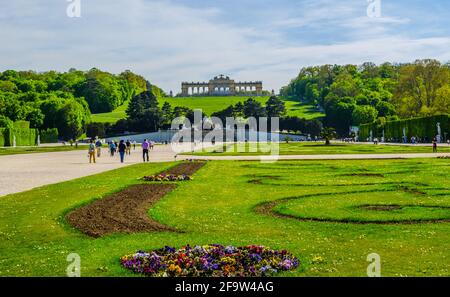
[181,75,263,96]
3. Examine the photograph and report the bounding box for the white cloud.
[0,0,449,94]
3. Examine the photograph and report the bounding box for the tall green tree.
[126,90,158,120]
[243,98,267,118]
[265,96,286,118]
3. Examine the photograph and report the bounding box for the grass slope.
[0,159,449,276]
[90,96,324,123]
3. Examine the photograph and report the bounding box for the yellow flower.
[312,255,324,263]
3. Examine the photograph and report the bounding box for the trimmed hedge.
[359,114,449,142]
[39,128,59,143]
[0,128,7,147]
[13,120,30,130]
[0,121,38,147]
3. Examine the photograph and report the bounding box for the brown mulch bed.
[163,161,206,176]
[66,162,206,238]
[66,184,177,238]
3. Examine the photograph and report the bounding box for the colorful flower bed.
[143,174,192,182]
[120,244,299,277]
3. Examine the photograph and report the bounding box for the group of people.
[88,139,154,164]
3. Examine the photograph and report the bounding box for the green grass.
[0,159,449,276]
[90,101,130,123]
[90,96,324,123]
[0,145,87,156]
[189,142,450,156]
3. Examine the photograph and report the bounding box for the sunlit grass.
[189,142,450,156]
[0,159,449,276]
[90,96,324,123]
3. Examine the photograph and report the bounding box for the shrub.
[39,128,59,143]
[86,122,106,138]
[359,114,449,141]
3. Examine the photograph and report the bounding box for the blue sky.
[1,0,449,93]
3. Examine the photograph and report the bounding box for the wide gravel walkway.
[1,143,449,197]
[0,145,176,197]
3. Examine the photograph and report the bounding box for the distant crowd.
[87,138,155,164]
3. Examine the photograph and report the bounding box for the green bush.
[0,116,13,128]
[12,127,37,146]
[39,128,59,143]
[0,121,38,146]
[359,114,449,142]
[0,128,6,146]
[13,120,30,129]
[86,122,106,138]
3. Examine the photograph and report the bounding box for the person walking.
[126,140,132,155]
[109,141,116,157]
[95,138,103,158]
[432,138,438,153]
[142,139,150,162]
[133,140,136,150]
[88,140,96,164]
[118,140,127,163]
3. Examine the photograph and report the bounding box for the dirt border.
[254,190,450,225]
[161,161,206,176]
[66,161,206,237]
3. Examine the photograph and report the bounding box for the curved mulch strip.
[162,161,206,176]
[254,190,450,225]
[66,161,206,238]
[66,184,177,238]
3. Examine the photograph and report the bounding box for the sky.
[1,0,450,93]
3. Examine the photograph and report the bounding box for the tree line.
[0,68,163,140]
[92,93,323,138]
[281,59,450,136]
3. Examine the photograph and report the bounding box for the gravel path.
[0,145,176,197]
[1,142,449,197]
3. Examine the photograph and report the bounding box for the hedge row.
[1,123,60,147]
[0,128,7,147]
[39,128,59,143]
[13,120,30,130]
[0,121,38,147]
[359,114,449,141]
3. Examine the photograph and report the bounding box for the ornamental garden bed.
[121,244,299,277]
[143,161,206,182]
[66,184,177,237]
[66,161,206,237]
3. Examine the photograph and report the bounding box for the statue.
[37,135,41,146]
[436,122,442,143]
[381,130,385,143]
[13,135,16,148]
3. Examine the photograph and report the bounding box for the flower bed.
[143,174,192,182]
[120,244,299,277]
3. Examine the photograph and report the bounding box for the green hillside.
[91,96,324,123]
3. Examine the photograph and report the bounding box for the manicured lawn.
[0,145,87,156]
[160,96,269,116]
[90,96,324,123]
[90,100,130,123]
[188,142,450,156]
[0,159,449,276]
